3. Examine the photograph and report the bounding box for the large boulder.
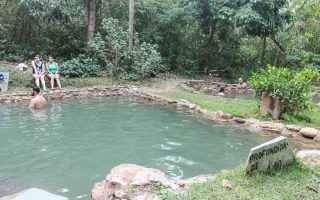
[91,164,216,200]
[91,164,170,200]
[300,128,319,139]
[296,150,320,166]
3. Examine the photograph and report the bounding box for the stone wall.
[183,80,254,94]
[0,87,131,103]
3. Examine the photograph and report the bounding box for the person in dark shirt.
[31,55,46,91]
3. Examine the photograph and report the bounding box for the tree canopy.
[0,0,319,80]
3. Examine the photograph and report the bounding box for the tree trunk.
[271,36,285,52]
[258,36,266,67]
[85,0,89,36]
[128,0,134,51]
[85,0,96,44]
[274,50,279,66]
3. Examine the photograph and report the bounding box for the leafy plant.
[60,55,101,78]
[88,18,164,81]
[249,65,320,116]
[285,50,320,69]
[155,183,171,200]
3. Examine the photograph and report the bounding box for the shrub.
[87,18,165,81]
[285,50,320,69]
[60,55,101,78]
[249,65,320,116]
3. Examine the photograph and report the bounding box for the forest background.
[0,0,320,81]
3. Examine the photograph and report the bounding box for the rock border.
[182,80,254,94]
[1,85,319,149]
[177,82,320,148]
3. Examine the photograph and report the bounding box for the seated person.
[29,85,47,109]
[46,55,62,90]
[217,86,225,96]
[32,55,46,91]
[236,77,248,93]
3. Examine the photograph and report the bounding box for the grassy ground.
[0,64,31,92]
[170,161,320,200]
[156,87,320,129]
[158,88,260,118]
[0,64,113,93]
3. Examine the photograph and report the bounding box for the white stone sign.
[13,188,68,200]
[0,72,9,92]
[246,136,294,173]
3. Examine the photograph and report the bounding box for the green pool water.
[0,98,272,199]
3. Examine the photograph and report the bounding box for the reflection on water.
[0,99,273,199]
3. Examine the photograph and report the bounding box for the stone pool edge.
[0,85,319,149]
[1,86,320,200]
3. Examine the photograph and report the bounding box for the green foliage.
[171,162,320,200]
[0,0,85,60]
[60,55,101,78]
[154,183,171,200]
[1,0,320,81]
[249,65,320,115]
[285,50,320,69]
[88,18,164,81]
[236,0,290,37]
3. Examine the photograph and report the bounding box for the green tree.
[235,0,290,66]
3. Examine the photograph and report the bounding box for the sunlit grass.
[158,89,260,118]
[157,88,320,128]
[170,162,320,200]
